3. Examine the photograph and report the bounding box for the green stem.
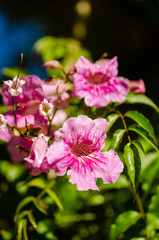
[47,100,60,136]
[12,96,23,136]
[36,180,55,201]
[115,109,131,143]
[23,219,28,240]
[135,193,146,219]
[12,96,17,126]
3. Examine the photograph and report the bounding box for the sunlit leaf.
[37,220,49,234]
[0,105,10,114]
[0,161,23,182]
[109,129,125,150]
[26,178,46,189]
[110,210,141,240]
[2,67,29,79]
[124,93,159,113]
[124,143,141,193]
[147,212,159,230]
[106,113,119,133]
[128,124,158,152]
[88,195,105,206]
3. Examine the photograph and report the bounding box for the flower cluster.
[0,55,145,190]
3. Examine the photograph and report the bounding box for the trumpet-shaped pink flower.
[24,133,50,176]
[72,56,129,107]
[47,115,123,190]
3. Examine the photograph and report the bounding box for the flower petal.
[75,56,98,77]
[93,150,124,183]
[67,165,99,191]
[62,116,95,145]
[47,140,72,175]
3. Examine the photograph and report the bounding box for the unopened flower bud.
[0,114,8,131]
[43,60,61,70]
[129,79,146,94]
[39,98,54,118]
[68,64,76,75]
[57,83,67,95]
[57,83,70,101]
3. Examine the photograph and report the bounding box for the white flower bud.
[3,76,26,96]
[39,98,54,118]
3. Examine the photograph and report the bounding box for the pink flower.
[24,133,50,176]
[42,77,63,97]
[72,56,129,107]
[7,136,32,163]
[129,79,146,94]
[3,76,26,96]
[47,115,123,191]
[2,75,44,115]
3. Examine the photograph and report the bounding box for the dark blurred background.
[0,0,159,102]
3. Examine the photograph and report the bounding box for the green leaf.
[124,143,141,193]
[46,189,63,211]
[109,129,125,150]
[110,210,141,240]
[26,178,46,189]
[106,113,119,133]
[147,212,159,230]
[0,161,23,182]
[128,124,158,152]
[0,105,10,114]
[16,210,29,223]
[33,200,48,215]
[131,238,145,240]
[154,234,159,239]
[124,93,159,113]
[125,110,156,141]
[14,196,35,222]
[131,140,145,155]
[148,186,159,212]
[141,152,159,194]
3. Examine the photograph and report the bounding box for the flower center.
[71,143,93,158]
[87,73,107,85]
